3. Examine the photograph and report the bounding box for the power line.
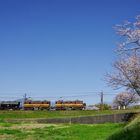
[0,91,120,100]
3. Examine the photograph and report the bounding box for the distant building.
[85,105,99,110]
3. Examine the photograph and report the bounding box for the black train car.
[0,101,20,110]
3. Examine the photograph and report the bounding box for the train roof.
[0,101,20,104]
[56,100,83,101]
[25,100,50,102]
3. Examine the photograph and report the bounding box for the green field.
[0,109,139,120]
[0,110,139,140]
[0,122,125,140]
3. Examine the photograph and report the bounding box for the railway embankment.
[3,110,139,124]
[37,112,136,124]
[107,113,140,140]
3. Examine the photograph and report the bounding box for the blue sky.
[0,0,140,103]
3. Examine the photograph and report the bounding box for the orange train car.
[24,100,50,110]
[55,100,86,110]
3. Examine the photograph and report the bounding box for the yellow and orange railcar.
[55,100,85,110]
[24,100,50,110]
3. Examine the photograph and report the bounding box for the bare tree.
[113,92,139,108]
[107,15,140,96]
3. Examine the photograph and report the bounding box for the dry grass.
[0,122,125,140]
[0,123,69,130]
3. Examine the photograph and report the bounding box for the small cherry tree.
[113,92,139,108]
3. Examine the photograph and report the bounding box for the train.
[0,100,86,110]
[0,101,20,110]
[55,100,86,110]
[24,100,51,110]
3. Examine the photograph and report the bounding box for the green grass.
[0,123,12,127]
[0,109,138,140]
[0,109,139,120]
[0,129,21,134]
[0,123,125,140]
[107,114,140,140]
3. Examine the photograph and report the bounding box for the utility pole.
[22,93,27,110]
[100,91,104,110]
[24,93,27,101]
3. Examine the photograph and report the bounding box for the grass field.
[0,122,125,140]
[0,109,139,120]
[0,110,139,140]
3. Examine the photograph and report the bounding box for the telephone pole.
[100,91,104,110]
[23,93,27,101]
[22,93,27,110]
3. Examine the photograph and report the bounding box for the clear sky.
[0,0,140,103]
